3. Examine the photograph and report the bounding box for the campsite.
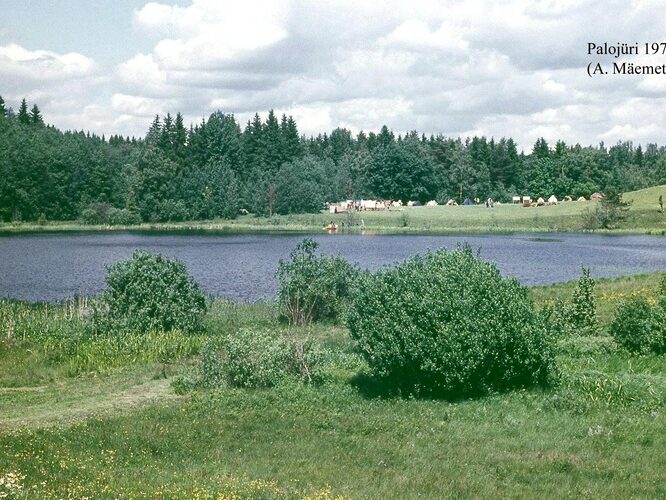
[3,184,665,236]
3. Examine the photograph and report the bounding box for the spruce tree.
[262,109,281,172]
[377,125,394,148]
[173,112,187,160]
[145,115,161,145]
[0,95,6,117]
[17,98,30,124]
[532,137,550,159]
[280,115,301,164]
[30,104,43,125]
[243,113,264,171]
[160,113,174,153]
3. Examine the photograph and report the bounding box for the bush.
[109,208,141,226]
[610,297,665,355]
[565,268,599,335]
[345,246,556,397]
[154,199,189,222]
[583,188,631,229]
[96,251,207,334]
[277,239,358,325]
[80,202,113,225]
[194,329,323,389]
[81,207,100,225]
[222,329,294,388]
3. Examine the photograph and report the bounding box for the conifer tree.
[173,112,187,160]
[30,104,43,125]
[243,113,264,171]
[160,113,174,153]
[17,98,30,124]
[145,115,161,145]
[0,95,6,117]
[280,114,301,164]
[532,137,550,159]
[262,109,282,172]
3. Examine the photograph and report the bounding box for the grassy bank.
[0,273,665,498]
[3,185,666,236]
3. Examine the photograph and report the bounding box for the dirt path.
[0,375,182,431]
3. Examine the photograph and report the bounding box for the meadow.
[2,185,665,236]
[1,272,665,498]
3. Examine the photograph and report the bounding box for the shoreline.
[1,220,665,237]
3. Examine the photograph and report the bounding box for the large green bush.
[610,276,666,355]
[277,239,358,325]
[609,298,664,354]
[345,246,556,397]
[97,251,207,334]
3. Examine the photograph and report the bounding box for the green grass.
[531,271,665,327]
[624,184,666,210]
[3,185,666,236]
[0,273,665,498]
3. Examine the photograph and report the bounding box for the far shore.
[1,220,665,236]
[1,205,665,237]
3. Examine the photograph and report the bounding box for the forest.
[1,95,665,223]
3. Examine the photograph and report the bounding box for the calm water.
[0,232,664,302]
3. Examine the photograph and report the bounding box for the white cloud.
[112,93,168,117]
[381,19,469,51]
[133,0,289,70]
[4,0,666,147]
[0,43,96,82]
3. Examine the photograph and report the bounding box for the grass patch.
[0,272,665,497]
[531,271,665,327]
[1,382,664,498]
[2,184,666,236]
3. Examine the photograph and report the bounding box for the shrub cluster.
[190,329,322,389]
[80,203,141,226]
[277,238,358,325]
[95,251,207,334]
[345,246,556,397]
[610,275,666,354]
[582,189,631,230]
[558,268,599,335]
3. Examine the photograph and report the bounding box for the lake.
[0,232,664,302]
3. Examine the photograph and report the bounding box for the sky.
[2,0,666,149]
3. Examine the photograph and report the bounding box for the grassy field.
[1,273,665,498]
[2,185,666,236]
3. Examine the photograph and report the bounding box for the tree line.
[1,95,665,223]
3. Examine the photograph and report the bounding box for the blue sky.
[0,1,162,63]
[2,0,666,147]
